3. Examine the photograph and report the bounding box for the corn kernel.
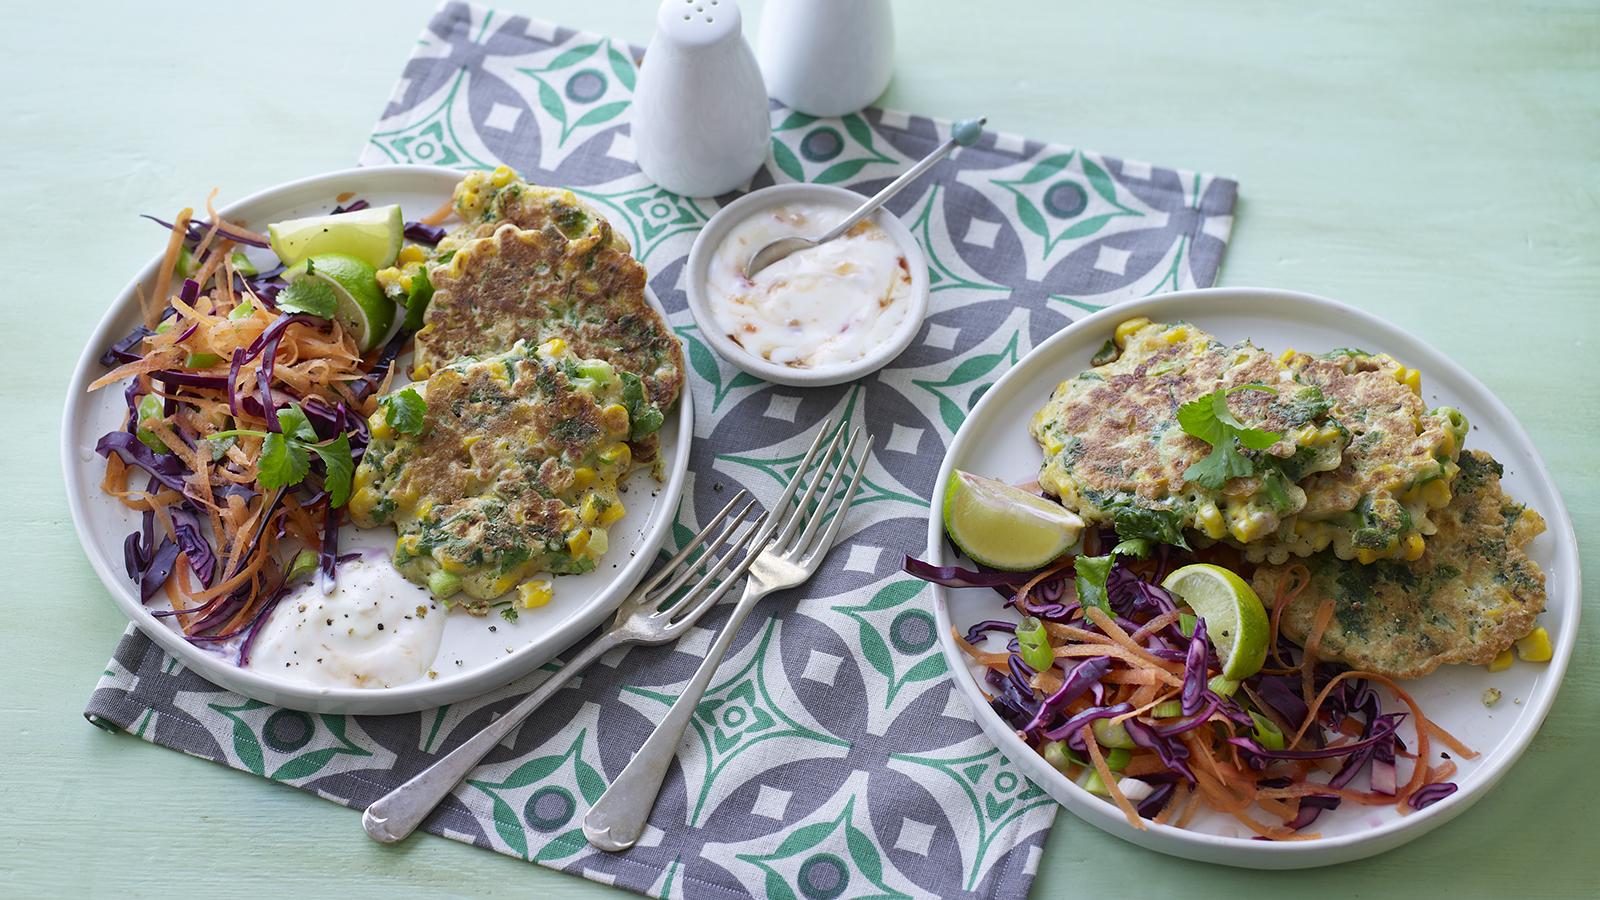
[1356,549,1379,565]
[580,495,603,525]
[567,528,591,557]
[491,165,516,187]
[539,337,567,358]
[1196,505,1226,540]
[1278,349,1298,364]
[1394,366,1422,395]
[518,578,554,609]
[599,499,627,527]
[396,534,420,555]
[1487,649,1514,672]
[599,443,631,468]
[572,467,596,490]
[399,274,415,293]
[1404,533,1426,561]
[439,555,466,574]
[1162,325,1189,345]
[1515,626,1552,662]
[485,571,520,597]
[1421,479,1451,509]
[398,244,426,265]
[1113,317,1151,348]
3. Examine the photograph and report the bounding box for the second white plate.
[926,287,1579,868]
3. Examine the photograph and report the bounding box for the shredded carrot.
[1082,726,1144,830]
[1267,563,1310,667]
[419,196,456,226]
[1301,596,1337,706]
[146,208,192,328]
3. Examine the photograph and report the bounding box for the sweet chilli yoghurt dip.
[706,202,913,368]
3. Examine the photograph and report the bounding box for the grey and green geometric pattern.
[85,3,1238,898]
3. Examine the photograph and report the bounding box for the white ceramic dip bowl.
[684,183,929,387]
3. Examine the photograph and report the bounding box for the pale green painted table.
[3,1,1595,896]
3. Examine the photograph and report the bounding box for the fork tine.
[771,425,847,550]
[631,490,749,601]
[664,511,773,626]
[646,501,760,613]
[664,541,767,631]
[799,433,872,567]
[792,426,863,558]
[746,417,833,547]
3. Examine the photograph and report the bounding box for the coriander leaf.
[309,433,355,508]
[380,387,428,435]
[1183,441,1254,490]
[620,371,665,441]
[276,278,338,319]
[277,403,318,443]
[500,605,519,623]
[1074,554,1115,613]
[401,267,434,332]
[1112,506,1190,550]
[1111,538,1152,559]
[257,432,309,489]
[1178,385,1284,489]
[207,434,236,461]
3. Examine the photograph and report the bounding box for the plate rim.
[61,164,693,715]
[925,286,1580,868]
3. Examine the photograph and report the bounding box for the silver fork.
[362,490,770,844]
[583,421,873,852]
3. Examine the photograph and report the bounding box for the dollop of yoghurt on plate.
[247,554,446,689]
[706,202,913,369]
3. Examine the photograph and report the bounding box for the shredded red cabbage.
[404,221,447,245]
[902,555,1029,588]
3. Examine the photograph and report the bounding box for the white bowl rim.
[682,182,930,388]
[925,286,1580,867]
[60,164,693,714]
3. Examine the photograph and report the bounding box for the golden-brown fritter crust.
[437,172,629,256]
[416,222,683,410]
[1253,450,1546,678]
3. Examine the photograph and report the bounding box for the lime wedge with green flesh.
[282,254,395,353]
[269,204,404,269]
[942,470,1084,571]
[1161,563,1270,680]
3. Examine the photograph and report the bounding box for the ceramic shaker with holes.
[757,0,895,116]
[632,0,771,197]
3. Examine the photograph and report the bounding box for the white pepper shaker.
[757,0,894,117]
[632,0,771,197]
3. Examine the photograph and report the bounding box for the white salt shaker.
[757,0,894,117]
[632,0,771,197]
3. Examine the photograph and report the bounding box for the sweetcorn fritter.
[1243,350,1468,565]
[1252,450,1546,678]
[434,167,630,257]
[1030,319,1347,546]
[349,339,641,613]
[415,221,683,415]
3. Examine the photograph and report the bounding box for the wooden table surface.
[2,1,1594,896]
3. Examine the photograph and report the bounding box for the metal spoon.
[743,116,986,278]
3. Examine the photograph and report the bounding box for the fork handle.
[582,581,769,851]
[362,629,625,844]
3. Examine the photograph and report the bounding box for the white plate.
[925,287,1579,868]
[62,165,692,715]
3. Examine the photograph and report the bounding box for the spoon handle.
[818,116,985,243]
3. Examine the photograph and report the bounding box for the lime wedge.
[282,254,395,353]
[942,470,1084,571]
[1161,563,1270,680]
[269,204,405,269]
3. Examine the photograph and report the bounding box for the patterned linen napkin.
[85,3,1238,897]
